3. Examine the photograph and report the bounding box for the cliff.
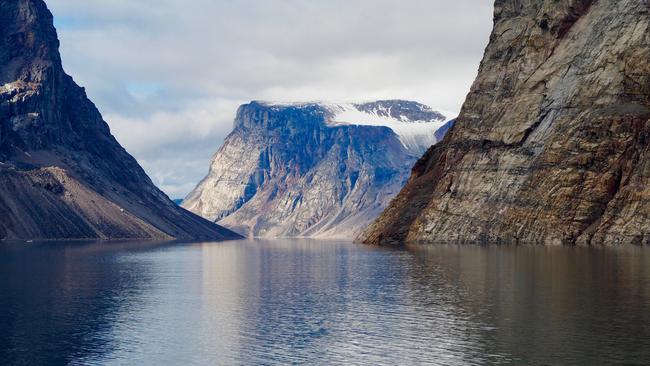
[183,101,453,238]
[0,0,241,241]
[361,0,650,245]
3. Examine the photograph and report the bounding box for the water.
[1,240,649,365]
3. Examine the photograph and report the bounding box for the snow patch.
[254,100,457,155]
[325,103,456,155]
[1,82,20,94]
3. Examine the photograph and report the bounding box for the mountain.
[0,0,241,241]
[182,101,454,238]
[434,119,455,142]
[361,0,650,245]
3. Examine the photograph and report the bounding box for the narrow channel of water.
[1,239,649,365]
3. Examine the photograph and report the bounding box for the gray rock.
[183,101,452,238]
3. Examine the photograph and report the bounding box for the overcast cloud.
[46,0,494,198]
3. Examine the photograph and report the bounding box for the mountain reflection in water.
[1,240,648,365]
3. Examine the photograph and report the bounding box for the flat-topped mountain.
[361,0,650,245]
[182,101,454,238]
[0,0,241,241]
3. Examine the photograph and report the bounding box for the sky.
[46,0,494,199]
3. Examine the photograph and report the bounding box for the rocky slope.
[361,0,650,245]
[183,101,453,238]
[0,0,241,241]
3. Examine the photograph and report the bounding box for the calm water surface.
[1,239,649,365]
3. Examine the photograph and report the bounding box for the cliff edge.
[361,0,650,245]
[0,0,241,241]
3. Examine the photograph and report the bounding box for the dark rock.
[354,100,446,123]
[0,0,241,241]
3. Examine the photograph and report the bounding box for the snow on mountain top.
[325,102,455,155]
[256,100,455,124]
[257,100,323,106]
[254,100,457,155]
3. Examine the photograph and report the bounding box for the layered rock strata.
[361,0,650,245]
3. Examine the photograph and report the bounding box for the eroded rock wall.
[361,0,650,245]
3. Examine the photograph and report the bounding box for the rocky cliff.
[183,101,453,238]
[361,0,650,245]
[0,0,241,241]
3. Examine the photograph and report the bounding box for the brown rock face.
[361,0,650,245]
[0,0,241,241]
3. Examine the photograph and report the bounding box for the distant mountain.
[434,119,455,142]
[182,101,454,238]
[172,199,184,205]
[0,0,241,241]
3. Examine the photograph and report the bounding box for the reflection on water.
[1,240,649,365]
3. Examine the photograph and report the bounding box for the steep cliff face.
[361,0,650,245]
[183,101,453,238]
[0,0,241,241]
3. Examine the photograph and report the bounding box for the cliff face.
[183,101,452,238]
[0,0,241,241]
[361,0,650,245]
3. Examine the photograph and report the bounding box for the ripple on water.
[0,240,649,365]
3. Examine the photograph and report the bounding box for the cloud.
[46,0,494,198]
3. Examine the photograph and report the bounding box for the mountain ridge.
[0,0,241,241]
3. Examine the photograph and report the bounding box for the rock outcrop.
[361,0,650,245]
[183,101,453,238]
[0,0,241,241]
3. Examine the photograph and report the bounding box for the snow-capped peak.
[324,101,455,155]
[253,100,456,155]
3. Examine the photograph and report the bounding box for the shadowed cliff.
[0,0,241,241]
